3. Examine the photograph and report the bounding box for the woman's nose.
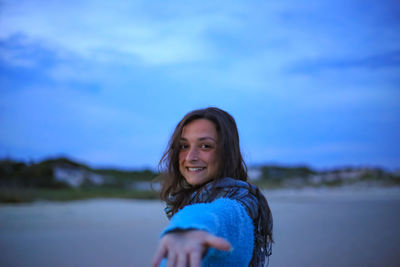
[186,147,199,161]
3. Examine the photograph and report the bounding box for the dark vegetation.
[0,157,158,203]
[1,157,399,203]
[253,164,400,188]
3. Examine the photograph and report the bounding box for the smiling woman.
[178,119,219,186]
[153,107,273,267]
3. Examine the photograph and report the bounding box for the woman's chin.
[184,175,213,186]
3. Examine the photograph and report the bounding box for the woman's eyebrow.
[179,137,216,142]
[198,137,217,142]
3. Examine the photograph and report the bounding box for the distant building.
[54,166,104,187]
[248,167,262,181]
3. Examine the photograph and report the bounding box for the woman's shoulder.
[214,177,256,197]
[214,177,248,187]
[193,177,261,220]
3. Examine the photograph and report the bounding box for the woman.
[153,107,273,267]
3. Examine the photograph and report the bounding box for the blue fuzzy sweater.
[161,198,254,266]
[158,177,272,266]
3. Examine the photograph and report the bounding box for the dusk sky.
[1,0,399,171]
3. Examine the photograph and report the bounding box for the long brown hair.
[158,107,248,210]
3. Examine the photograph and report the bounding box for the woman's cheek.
[179,152,186,163]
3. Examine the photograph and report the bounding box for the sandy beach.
[1,187,400,267]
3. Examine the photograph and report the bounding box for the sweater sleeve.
[159,197,255,267]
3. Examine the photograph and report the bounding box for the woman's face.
[179,119,219,186]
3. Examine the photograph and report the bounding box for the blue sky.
[1,0,399,170]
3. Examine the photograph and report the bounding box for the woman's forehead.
[181,119,218,140]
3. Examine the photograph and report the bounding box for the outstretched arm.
[152,230,231,267]
[152,197,255,266]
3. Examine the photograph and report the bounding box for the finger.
[189,252,202,267]
[176,252,187,267]
[152,244,167,267]
[204,235,232,251]
[166,251,177,267]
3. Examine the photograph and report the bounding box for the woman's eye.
[200,144,211,149]
[180,144,188,150]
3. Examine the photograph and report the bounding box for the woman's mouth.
[187,167,206,172]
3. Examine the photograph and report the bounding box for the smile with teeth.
[187,167,206,172]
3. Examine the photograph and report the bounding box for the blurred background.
[1,0,399,266]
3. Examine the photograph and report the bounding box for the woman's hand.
[152,230,231,267]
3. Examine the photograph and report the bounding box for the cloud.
[287,50,400,74]
[1,0,399,169]
[0,0,244,66]
[0,34,52,68]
